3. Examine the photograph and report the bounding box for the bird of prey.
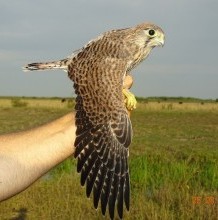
[23,22,165,219]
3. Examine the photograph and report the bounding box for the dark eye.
[148,29,155,36]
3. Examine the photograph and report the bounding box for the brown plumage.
[23,22,165,219]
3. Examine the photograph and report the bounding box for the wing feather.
[109,174,120,219]
[124,172,130,210]
[81,151,98,186]
[86,158,101,197]
[117,175,125,219]
[93,164,107,209]
[101,170,113,215]
[77,143,94,172]
[69,56,132,218]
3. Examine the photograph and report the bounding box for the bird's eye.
[148,29,155,36]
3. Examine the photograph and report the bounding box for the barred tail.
[23,59,69,72]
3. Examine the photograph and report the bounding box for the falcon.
[23,22,165,219]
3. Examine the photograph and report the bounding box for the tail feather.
[23,59,69,72]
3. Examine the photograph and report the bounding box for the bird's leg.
[123,74,137,113]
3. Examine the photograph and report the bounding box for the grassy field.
[0,97,217,219]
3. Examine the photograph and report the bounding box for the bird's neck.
[127,46,153,71]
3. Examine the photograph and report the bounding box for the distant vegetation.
[11,98,28,107]
[0,95,217,103]
[0,97,217,219]
[136,96,217,103]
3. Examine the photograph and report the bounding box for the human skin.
[0,113,76,202]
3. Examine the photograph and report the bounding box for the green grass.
[0,98,217,219]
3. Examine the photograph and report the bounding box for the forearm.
[0,112,76,202]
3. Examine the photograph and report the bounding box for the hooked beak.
[158,35,165,47]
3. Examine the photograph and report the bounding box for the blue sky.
[0,0,218,99]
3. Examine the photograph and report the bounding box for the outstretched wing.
[68,56,132,219]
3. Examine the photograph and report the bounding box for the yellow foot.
[122,89,137,111]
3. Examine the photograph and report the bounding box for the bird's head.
[133,22,165,49]
[124,22,165,70]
